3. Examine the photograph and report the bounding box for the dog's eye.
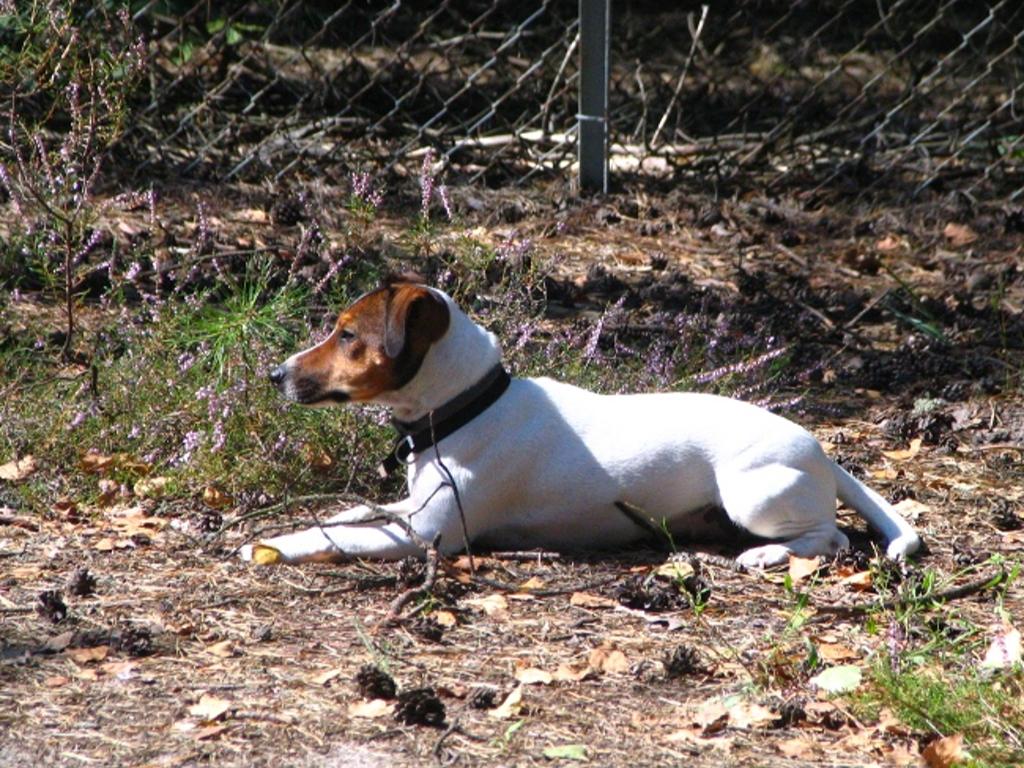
[338,329,356,343]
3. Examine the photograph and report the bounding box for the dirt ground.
[2,181,1023,766]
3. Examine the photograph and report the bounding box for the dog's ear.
[383,285,449,359]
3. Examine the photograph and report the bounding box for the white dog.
[240,277,920,568]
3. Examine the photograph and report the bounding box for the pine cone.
[270,195,306,227]
[66,567,97,597]
[355,664,397,700]
[467,686,498,710]
[116,625,154,657]
[393,687,445,727]
[664,644,703,678]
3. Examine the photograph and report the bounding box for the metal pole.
[578,0,609,193]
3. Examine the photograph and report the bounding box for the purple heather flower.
[0,163,20,215]
[887,620,906,674]
[178,430,204,465]
[68,411,87,430]
[210,421,226,453]
[73,228,103,266]
[438,184,453,221]
[350,171,384,209]
[420,148,435,220]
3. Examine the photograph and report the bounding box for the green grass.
[856,655,1024,767]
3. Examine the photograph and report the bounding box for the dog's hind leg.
[735,525,849,569]
[718,462,847,569]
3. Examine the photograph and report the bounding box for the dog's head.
[270,277,450,406]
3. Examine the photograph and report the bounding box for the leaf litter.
[2,185,1023,766]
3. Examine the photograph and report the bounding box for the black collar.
[378,364,512,478]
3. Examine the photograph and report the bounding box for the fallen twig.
[377,533,442,630]
[488,550,563,563]
[470,572,621,597]
[0,514,40,532]
[810,568,1008,618]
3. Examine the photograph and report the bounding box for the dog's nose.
[268,365,286,387]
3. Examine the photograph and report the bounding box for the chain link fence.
[127,0,1023,201]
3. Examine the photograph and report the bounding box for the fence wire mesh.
[126,0,1023,201]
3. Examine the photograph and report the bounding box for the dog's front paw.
[238,543,284,565]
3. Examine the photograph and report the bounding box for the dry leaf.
[488,684,523,719]
[882,437,922,461]
[67,645,110,664]
[817,642,860,662]
[10,565,43,580]
[839,570,874,591]
[107,506,167,537]
[134,476,170,499]
[776,736,818,758]
[684,700,733,729]
[514,665,553,685]
[569,592,617,608]
[553,663,594,682]
[43,630,75,653]
[202,486,233,509]
[665,726,732,750]
[465,593,508,617]
[206,640,236,658]
[517,576,545,591]
[809,664,863,693]
[100,661,136,680]
[787,556,821,583]
[348,699,395,718]
[234,208,269,223]
[44,675,70,688]
[726,701,777,729]
[943,222,977,247]
[981,621,1022,669]
[655,560,695,580]
[97,478,119,505]
[310,667,344,686]
[433,610,458,628]
[189,694,232,721]
[892,498,929,521]
[79,451,116,474]
[0,455,36,481]
[922,733,965,768]
[881,740,921,766]
[300,444,334,473]
[876,234,904,252]
[588,647,629,674]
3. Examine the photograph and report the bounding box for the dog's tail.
[832,461,921,559]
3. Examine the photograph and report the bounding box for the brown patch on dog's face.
[273,283,449,405]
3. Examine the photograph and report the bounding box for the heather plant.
[405,148,454,257]
[0,1,146,359]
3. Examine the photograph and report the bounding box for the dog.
[240,277,921,569]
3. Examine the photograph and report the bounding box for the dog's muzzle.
[268,365,287,389]
[269,364,350,405]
